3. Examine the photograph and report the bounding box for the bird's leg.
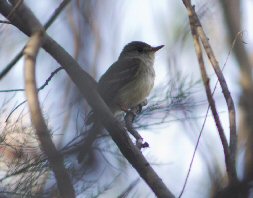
[120,99,148,115]
[124,99,149,149]
[119,104,130,113]
[135,99,148,114]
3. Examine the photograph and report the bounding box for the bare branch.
[192,18,231,183]
[24,30,75,197]
[197,18,237,165]
[180,31,243,197]
[182,0,238,185]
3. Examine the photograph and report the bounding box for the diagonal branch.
[0,0,70,80]
[0,1,175,197]
[24,30,75,197]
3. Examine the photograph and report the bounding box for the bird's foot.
[136,99,148,114]
[119,105,130,113]
[136,138,149,149]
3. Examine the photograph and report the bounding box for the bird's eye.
[137,48,143,53]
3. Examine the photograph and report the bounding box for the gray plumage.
[86,41,163,123]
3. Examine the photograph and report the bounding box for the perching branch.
[182,0,237,185]
[124,102,149,149]
[0,1,175,197]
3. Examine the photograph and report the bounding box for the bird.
[77,41,164,163]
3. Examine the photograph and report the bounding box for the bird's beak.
[150,45,164,52]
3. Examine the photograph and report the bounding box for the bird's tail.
[85,111,95,125]
[77,121,103,163]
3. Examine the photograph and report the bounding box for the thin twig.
[44,0,70,30]
[117,178,140,198]
[5,100,26,122]
[37,67,63,90]
[0,0,70,79]
[4,67,63,122]
[0,66,62,93]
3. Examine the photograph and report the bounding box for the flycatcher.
[78,41,164,162]
[87,41,164,122]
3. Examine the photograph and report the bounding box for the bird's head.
[119,41,164,63]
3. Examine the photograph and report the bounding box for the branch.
[185,11,231,184]
[182,0,237,185]
[0,1,175,197]
[24,30,75,197]
[4,67,63,122]
[0,67,62,93]
[0,0,70,80]
[180,31,243,197]
[124,102,149,149]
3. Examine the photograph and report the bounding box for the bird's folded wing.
[98,58,142,103]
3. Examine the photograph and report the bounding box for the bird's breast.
[116,65,155,109]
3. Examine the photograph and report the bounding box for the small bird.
[88,41,164,121]
[78,41,164,162]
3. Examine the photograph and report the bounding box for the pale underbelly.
[115,71,154,109]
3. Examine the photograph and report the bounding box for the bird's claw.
[136,138,149,149]
[136,99,148,114]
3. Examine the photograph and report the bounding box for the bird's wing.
[98,58,142,104]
